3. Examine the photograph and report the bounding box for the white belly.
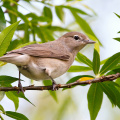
[18,57,72,80]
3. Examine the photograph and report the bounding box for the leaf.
[12,91,35,106]
[48,26,70,32]
[0,61,6,66]
[16,41,37,49]
[34,27,47,43]
[100,52,120,75]
[6,92,19,111]
[0,76,19,86]
[101,82,120,108]
[66,75,94,84]
[63,75,94,90]
[113,38,120,42]
[23,24,29,43]
[115,78,120,92]
[71,11,102,45]
[0,21,20,57]
[93,49,100,75]
[99,82,116,106]
[0,115,4,120]
[34,26,54,42]
[100,58,109,65]
[0,91,5,101]
[0,7,6,31]
[7,39,23,52]
[43,80,57,102]
[87,83,103,120]
[114,13,120,19]
[6,111,29,120]
[43,6,52,20]
[0,104,6,114]
[77,52,93,68]
[79,77,93,81]
[3,1,17,24]
[61,5,90,16]
[55,6,64,22]
[81,3,97,16]
[68,65,92,72]
[42,28,54,41]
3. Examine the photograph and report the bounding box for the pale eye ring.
[74,35,79,40]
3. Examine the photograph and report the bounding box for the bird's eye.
[74,35,79,40]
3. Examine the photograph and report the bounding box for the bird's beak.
[85,39,96,44]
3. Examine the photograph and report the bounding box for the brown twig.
[0,73,120,92]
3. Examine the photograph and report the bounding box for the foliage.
[0,0,120,120]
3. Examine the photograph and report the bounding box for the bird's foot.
[52,81,58,91]
[18,81,24,94]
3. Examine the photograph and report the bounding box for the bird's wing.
[6,43,70,61]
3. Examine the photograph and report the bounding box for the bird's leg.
[49,76,58,91]
[18,71,24,93]
[44,68,58,91]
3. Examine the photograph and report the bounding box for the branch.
[0,73,120,92]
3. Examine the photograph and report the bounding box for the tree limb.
[0,73,120,92]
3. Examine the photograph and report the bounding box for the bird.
[0,32,95,92]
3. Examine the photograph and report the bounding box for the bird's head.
[59,32,95,54]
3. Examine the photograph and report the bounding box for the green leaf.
[87,83,103,120]
[12,91,35,106]
[0,7,6,31]
[34,27,54,42]
[100,58,109,65]
[77,52,93,68]
[6,111,29,120]
[0,76,19,86]
[0,21,20,56]
[55,6,64,22]
[6,92,19,111]
[99,82,116,105]
[43,80,57,102]
[0,115,4,120]
[100,52,120,75]
[71,11,102,45]
[43,6,52,20]
[93,49,100,75]
[61,5,90,16]
[3,1,17,24]
[113,38,120,42]
[34,27,47,43]
[114,13,120,19]
[7,39,23,52]
[23,24,29,43]
[68,65,92,72]
[0,104,6,114]
[42,28,54,41]
[67,75,94,84]
[48,26,70,32]
[115,78,120,92]
[101,82,120,108]
[63,75,94,90]
[0,91,5,101]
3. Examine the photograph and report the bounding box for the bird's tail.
[0,54,30,66]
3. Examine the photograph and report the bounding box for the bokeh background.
[0,0,120,120]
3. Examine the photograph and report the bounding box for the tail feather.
[0,54,30,66]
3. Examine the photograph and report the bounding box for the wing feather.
[6,43,70,61]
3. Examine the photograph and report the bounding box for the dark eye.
[74,35,79,40]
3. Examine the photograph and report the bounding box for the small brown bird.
[0,32,95,92]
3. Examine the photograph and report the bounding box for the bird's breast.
[18,57,74,80]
